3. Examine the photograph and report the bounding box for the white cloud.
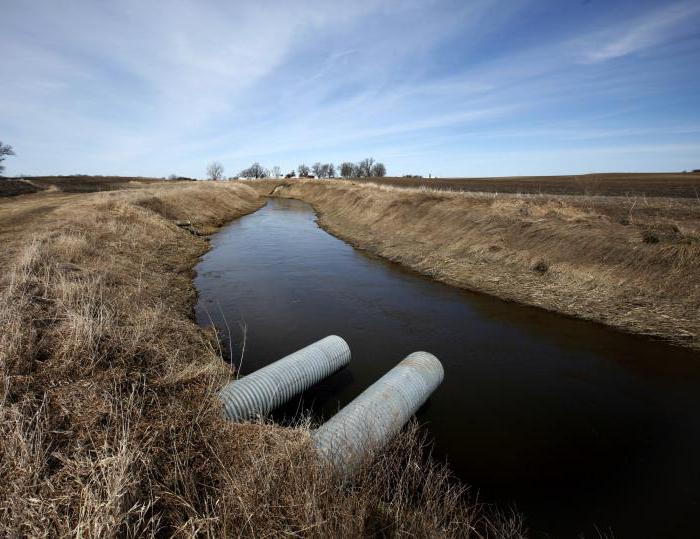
[582,1,700,63]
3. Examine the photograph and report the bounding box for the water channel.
[195,197,700,537]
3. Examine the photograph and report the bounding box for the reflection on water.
[195,198,700,538]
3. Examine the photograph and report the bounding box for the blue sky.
[1,0,699,178]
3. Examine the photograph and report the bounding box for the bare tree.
[272,166,282,179]
[357,157,375,177]
[371,162,386,177]
[298,163,311,177]
[316,163,335,179]
[339,162,355,179]
[206,161,224,180]
[239,162,269,178]
[0,141,15,174]
[312,162,323,178]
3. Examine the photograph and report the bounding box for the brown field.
[0,175,178,198]
[249,178,700,350]
[0,180,518,537]
[355,172,700,198]
[0,179,44,197]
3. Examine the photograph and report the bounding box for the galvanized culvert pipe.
[218,335,351,421]
[312,351,444,472]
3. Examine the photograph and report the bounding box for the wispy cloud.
[1,0,699,177]
[581,1,700,63]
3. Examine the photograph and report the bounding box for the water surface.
[195,198,700,538]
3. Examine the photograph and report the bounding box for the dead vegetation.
[0,181,520,537]
[251,179,700,349]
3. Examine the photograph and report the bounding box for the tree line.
[0,141,388,181]
[223,157,387,180]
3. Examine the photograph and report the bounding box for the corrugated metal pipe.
[312,351,444,472]
[218,335,351,421]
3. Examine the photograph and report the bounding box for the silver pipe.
[218,335,351,421]
[312,351,444,471]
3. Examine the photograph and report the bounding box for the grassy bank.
[250,179,700,350]
[0,180,519,537]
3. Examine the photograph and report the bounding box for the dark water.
[195,198,700,538]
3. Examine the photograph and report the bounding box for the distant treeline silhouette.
[236,157,386,179]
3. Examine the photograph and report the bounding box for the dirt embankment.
[1,181,511,537]
[251,179,700,350]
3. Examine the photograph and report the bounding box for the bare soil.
[355,172,700,198]
[0,179,44,197]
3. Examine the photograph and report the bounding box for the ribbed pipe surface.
[312,351,444,471]
[218,335,350,422]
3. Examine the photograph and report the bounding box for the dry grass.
[251,179,700,349]
[0,181,520,537]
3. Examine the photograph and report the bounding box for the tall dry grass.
[0,181,522,537]
[251,179,700,349]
